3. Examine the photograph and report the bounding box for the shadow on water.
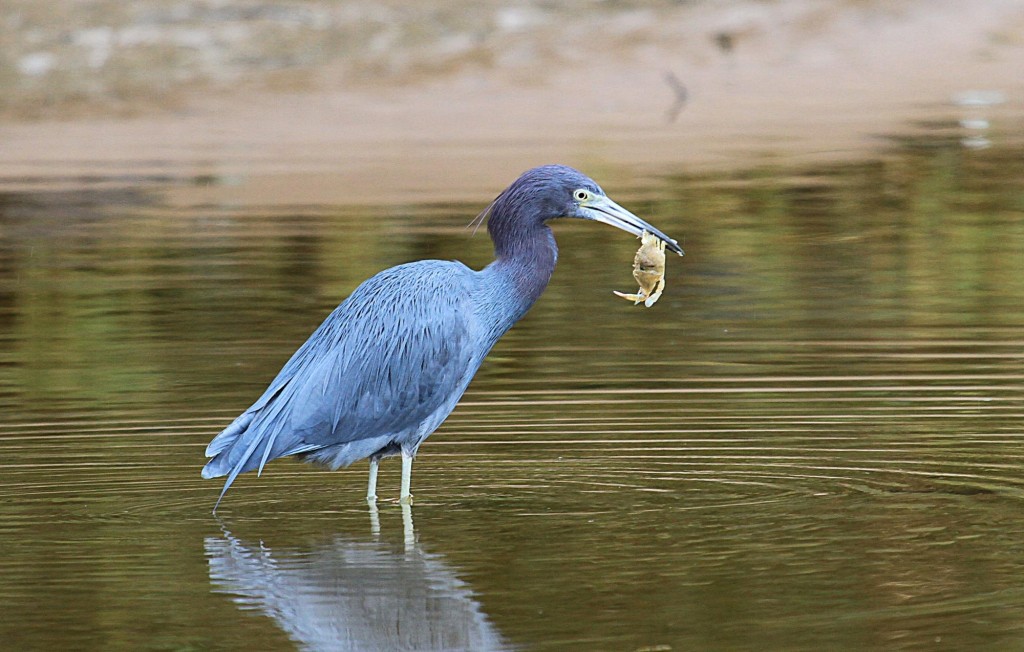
[207,506,511,652]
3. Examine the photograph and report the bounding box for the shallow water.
[1,128,1024,651]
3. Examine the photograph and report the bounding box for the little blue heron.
[203,165,682,511]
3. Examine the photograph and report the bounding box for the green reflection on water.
[1,134,1022,411]
[1,132,1023,651]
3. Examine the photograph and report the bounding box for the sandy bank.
[1,0,1022,203]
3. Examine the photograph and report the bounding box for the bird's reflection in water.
[206,505,510,652]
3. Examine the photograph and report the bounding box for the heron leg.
[367,458,379,502]
[399,450,414,505]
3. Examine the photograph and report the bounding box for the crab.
[613,230,667,308]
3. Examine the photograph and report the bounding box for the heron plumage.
[203,165,680,509]
[203,262,485,502]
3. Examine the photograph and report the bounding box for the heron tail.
[202,406,321,514]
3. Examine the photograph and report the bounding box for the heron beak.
[580,196,684,256]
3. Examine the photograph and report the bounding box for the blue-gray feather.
[202,164,648,509]
[202,261,489,501]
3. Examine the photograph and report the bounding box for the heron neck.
[486,226,558,321]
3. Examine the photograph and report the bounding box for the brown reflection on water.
[1,134,1023,650]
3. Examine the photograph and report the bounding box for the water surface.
[1,130,1023,650]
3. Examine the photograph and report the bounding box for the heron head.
[482,165,683,256]
[563,172,684,256]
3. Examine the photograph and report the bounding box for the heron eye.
[574,189,590,202]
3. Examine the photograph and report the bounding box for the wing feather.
[202,260,480,507]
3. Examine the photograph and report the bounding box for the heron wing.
[202,260,481,498]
